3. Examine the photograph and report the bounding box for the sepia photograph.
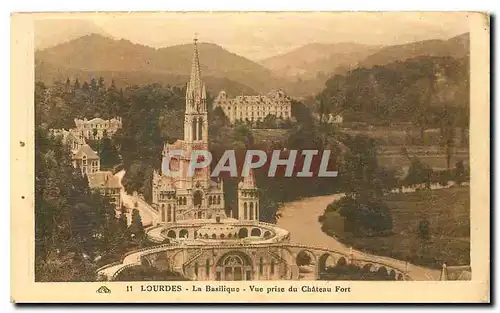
[10,11,490,303]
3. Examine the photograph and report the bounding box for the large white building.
[74,117,122,140]
[213,89,292,124]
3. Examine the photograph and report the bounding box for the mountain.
[35,20,112,51]
[35,34,283,96]
[358,33,469,69]
[260,42,382,81]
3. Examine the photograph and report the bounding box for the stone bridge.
[97,241,410,281]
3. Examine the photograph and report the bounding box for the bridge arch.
[389,269,397,280]
[179,229,189,238]
[376,266,389,276]
[362,263,374,273]
[318,253,337,273]
[238,228,248,238]
[336,256,347,267]
[167,230,176,238]
[295,250,317,266]
[250,228,261,237]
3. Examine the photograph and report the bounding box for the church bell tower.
[184,36,208,144]
[238,169,260,221]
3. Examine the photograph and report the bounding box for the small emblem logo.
[96,286,112,294]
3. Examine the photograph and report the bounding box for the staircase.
[183,249,203,269]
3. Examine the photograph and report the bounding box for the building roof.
[238,168,257,190]
[185,38,207,108]
[88,117,106,124]
[214,92,291,107]
[73,144,99,159]
[88,171,121,189]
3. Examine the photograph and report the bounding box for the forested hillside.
[316,56,469,128]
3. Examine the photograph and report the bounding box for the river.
[276,193,441,281]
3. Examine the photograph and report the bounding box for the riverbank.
[276,194,440,280]
[320,187,470,269]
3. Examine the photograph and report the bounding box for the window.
[249,203,254,220]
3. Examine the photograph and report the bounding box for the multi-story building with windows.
[72,144,100,176]
[213,89,292,124]
[74,117,122,140]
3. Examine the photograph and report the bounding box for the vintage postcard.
[11,12,490,303]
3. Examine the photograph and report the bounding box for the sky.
[34,12,471,60]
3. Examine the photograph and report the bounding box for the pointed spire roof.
[239,168,257,189]
[186,35,206,105]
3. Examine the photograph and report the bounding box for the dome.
[196,224,238,240]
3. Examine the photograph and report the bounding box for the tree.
[74,78,80,90]
[90,77,97,92]
[82,81,90,91]
[404,158,433,187]
[324,135,394,236]
[262,114,277,129]
[34,126,135,281]
[418,219,430,241]
[99,136,120,170]
[454,160,467,185]
[129,209,145,238]
[98,76,105,91]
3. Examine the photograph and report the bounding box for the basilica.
[97,39,409,282]
[151,38,259,223]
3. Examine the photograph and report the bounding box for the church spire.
[184,35,208,143]
[240,168,257,189]
[186,34,206,112]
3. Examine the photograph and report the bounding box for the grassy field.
[251,128,288,146]
[322,187,470,269]
[377,153,469,172]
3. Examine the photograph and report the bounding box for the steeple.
[237,168,259,221]
[186,35,207,113]
[240,168,257,190]
[184,34,209,143]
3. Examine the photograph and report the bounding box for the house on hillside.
[72,144,100,176]
[49,128,86,154]
[88,171,122,210]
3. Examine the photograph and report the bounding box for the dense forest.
[316,56,469,132]
[34,126,148,281]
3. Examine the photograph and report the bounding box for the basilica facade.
[151,38,259,223]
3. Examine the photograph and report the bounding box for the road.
[114,170,157,226]
[276,193,441,280]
